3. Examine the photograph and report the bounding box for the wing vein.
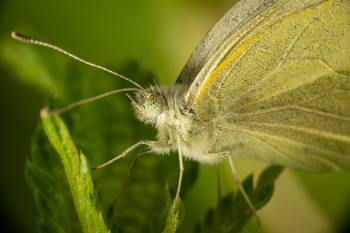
[230,21,313,105]
[216,105,350,122]
[247,121,350,143]
[221,125,343,170]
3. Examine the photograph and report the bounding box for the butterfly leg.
[175,134,184,199]
[228,156,260,225]
[113,150,151,204]
[92,140,155,170]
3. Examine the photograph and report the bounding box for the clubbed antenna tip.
[11,31,33,43]
[10,31,144,90]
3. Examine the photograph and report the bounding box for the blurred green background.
[0,0,350,233]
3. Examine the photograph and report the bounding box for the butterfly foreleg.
[228,156,260,224]
[175,134,185,200]
[92,140,156,170]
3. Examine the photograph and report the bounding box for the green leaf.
[255,165,285,209]
[162,197,185,233]
[40,110,110,233]
[196,165,284,233]
[26,127,81,233]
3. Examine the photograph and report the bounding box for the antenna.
[11,31,144,90]
[48,87,138,115]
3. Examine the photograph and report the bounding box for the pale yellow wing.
[177,0,278,85]
[189,0,350,171]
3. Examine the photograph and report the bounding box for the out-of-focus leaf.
[1,41,62,92]
[195,165,284,233]
[254,166,285,209]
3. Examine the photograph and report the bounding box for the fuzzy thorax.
[131,85,222,164]
[131,85,188,126]
[131,84,191,152]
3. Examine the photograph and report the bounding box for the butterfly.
[12,0,350,219]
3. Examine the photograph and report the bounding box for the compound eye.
[134,92,145,105]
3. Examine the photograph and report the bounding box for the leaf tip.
[40,107,50,119]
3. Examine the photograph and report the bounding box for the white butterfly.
[12,0,350,220]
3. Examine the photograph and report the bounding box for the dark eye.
[136,93,148,108]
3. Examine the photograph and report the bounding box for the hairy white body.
[133,85,223,164]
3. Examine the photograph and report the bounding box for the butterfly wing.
[176,0,278,85]
[186,0,350,171]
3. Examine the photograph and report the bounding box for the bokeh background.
[0,0,350,233]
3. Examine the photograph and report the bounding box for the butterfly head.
[131,86,168,125]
